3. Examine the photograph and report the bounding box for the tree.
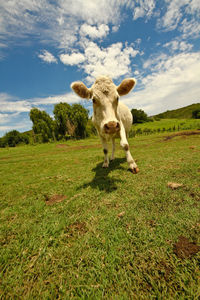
[70,104,89,138]
[53,102,89,139]
[1,130,28,147]
[131,109,148,123]
[30,108,56,142]
[192,109,200,119]
[53,103,72,137]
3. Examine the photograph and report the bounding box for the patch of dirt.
[148,219,157,228]
[65,221,87,237]
[173,236,200,259]
[167,182,183,189]
[164,130,200,141]
[0,157,11,160]
[45,194,66,205]
[56,144,69,148]
[56,144,101,151]
[117,211,125,218]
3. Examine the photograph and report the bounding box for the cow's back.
[118,102,133,134]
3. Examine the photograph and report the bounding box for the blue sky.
[0,0,200,137]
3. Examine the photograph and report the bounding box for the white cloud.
[159,0,200,35]
[163,40,193,52]
[185,0,200,15]
[112,25,119,33]
[143,53,168,71]
[0,0,129,50]
[0,93,31,112]
[31,92,81,105]
[0,113,11,124]
[60,52,85,65]
[181,18,200,39]
[38,50,57,63]
[80,24,109,39]
[122,51,200,115]
[133,0,156,20]
[60,42,139,83]
[159,0,187,31]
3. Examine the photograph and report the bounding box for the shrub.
[192,109,200,119]
[1,130,29,147]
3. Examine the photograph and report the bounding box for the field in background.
[130,118,200,136]
[0,132,200,298]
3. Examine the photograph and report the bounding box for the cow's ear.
[71,82,91,99]
[117,78,136,96]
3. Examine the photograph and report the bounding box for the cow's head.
[71,76,136,136]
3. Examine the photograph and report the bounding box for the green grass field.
[0,131,200,299]
[130,119,200,136]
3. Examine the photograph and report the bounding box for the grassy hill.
[154,103,200,119]
[0,133,200,298]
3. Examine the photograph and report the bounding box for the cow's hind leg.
[101,137,109,168]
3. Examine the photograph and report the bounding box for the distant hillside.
[154,103,200,119]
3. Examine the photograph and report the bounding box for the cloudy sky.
[0,0,200,136]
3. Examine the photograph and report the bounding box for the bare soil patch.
[173,236,200,259]
[56,143,101,151]
[65,221,87,237]
[164,130,200,141]
[56,144,69,148]
[167,182,183,190]
[0,156,11,160]
[45,194,66,205]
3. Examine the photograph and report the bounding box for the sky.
[0,0,200,137]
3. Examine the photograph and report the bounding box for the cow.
[71,76,139,173]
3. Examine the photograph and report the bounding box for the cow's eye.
[92,98,96,104]
[116,96,119,102]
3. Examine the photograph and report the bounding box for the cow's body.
[71,76,139,173]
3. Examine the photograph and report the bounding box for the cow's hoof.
[130,167,139,174]
[102,162,109,168]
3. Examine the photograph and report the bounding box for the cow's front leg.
[101,137,109,168]
[110,138,115,161]
[120,123,139,173]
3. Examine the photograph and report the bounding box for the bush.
[0,130,30,147]
[192,109,200,119]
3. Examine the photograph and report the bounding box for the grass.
[0,132,200,299]
[131,118,200,136]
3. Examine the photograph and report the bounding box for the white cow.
[71,76,139,173]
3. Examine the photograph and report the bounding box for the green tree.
[71,104,89,138]
[131,109,148,123]
[53,103,72,137]
[192,109,200,119]
[2,130,23,147]
[30,108,56,142]
[53,102,89,139]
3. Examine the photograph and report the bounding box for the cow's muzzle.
[104,121,120,134]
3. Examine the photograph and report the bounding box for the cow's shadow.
[78,158,126,193]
